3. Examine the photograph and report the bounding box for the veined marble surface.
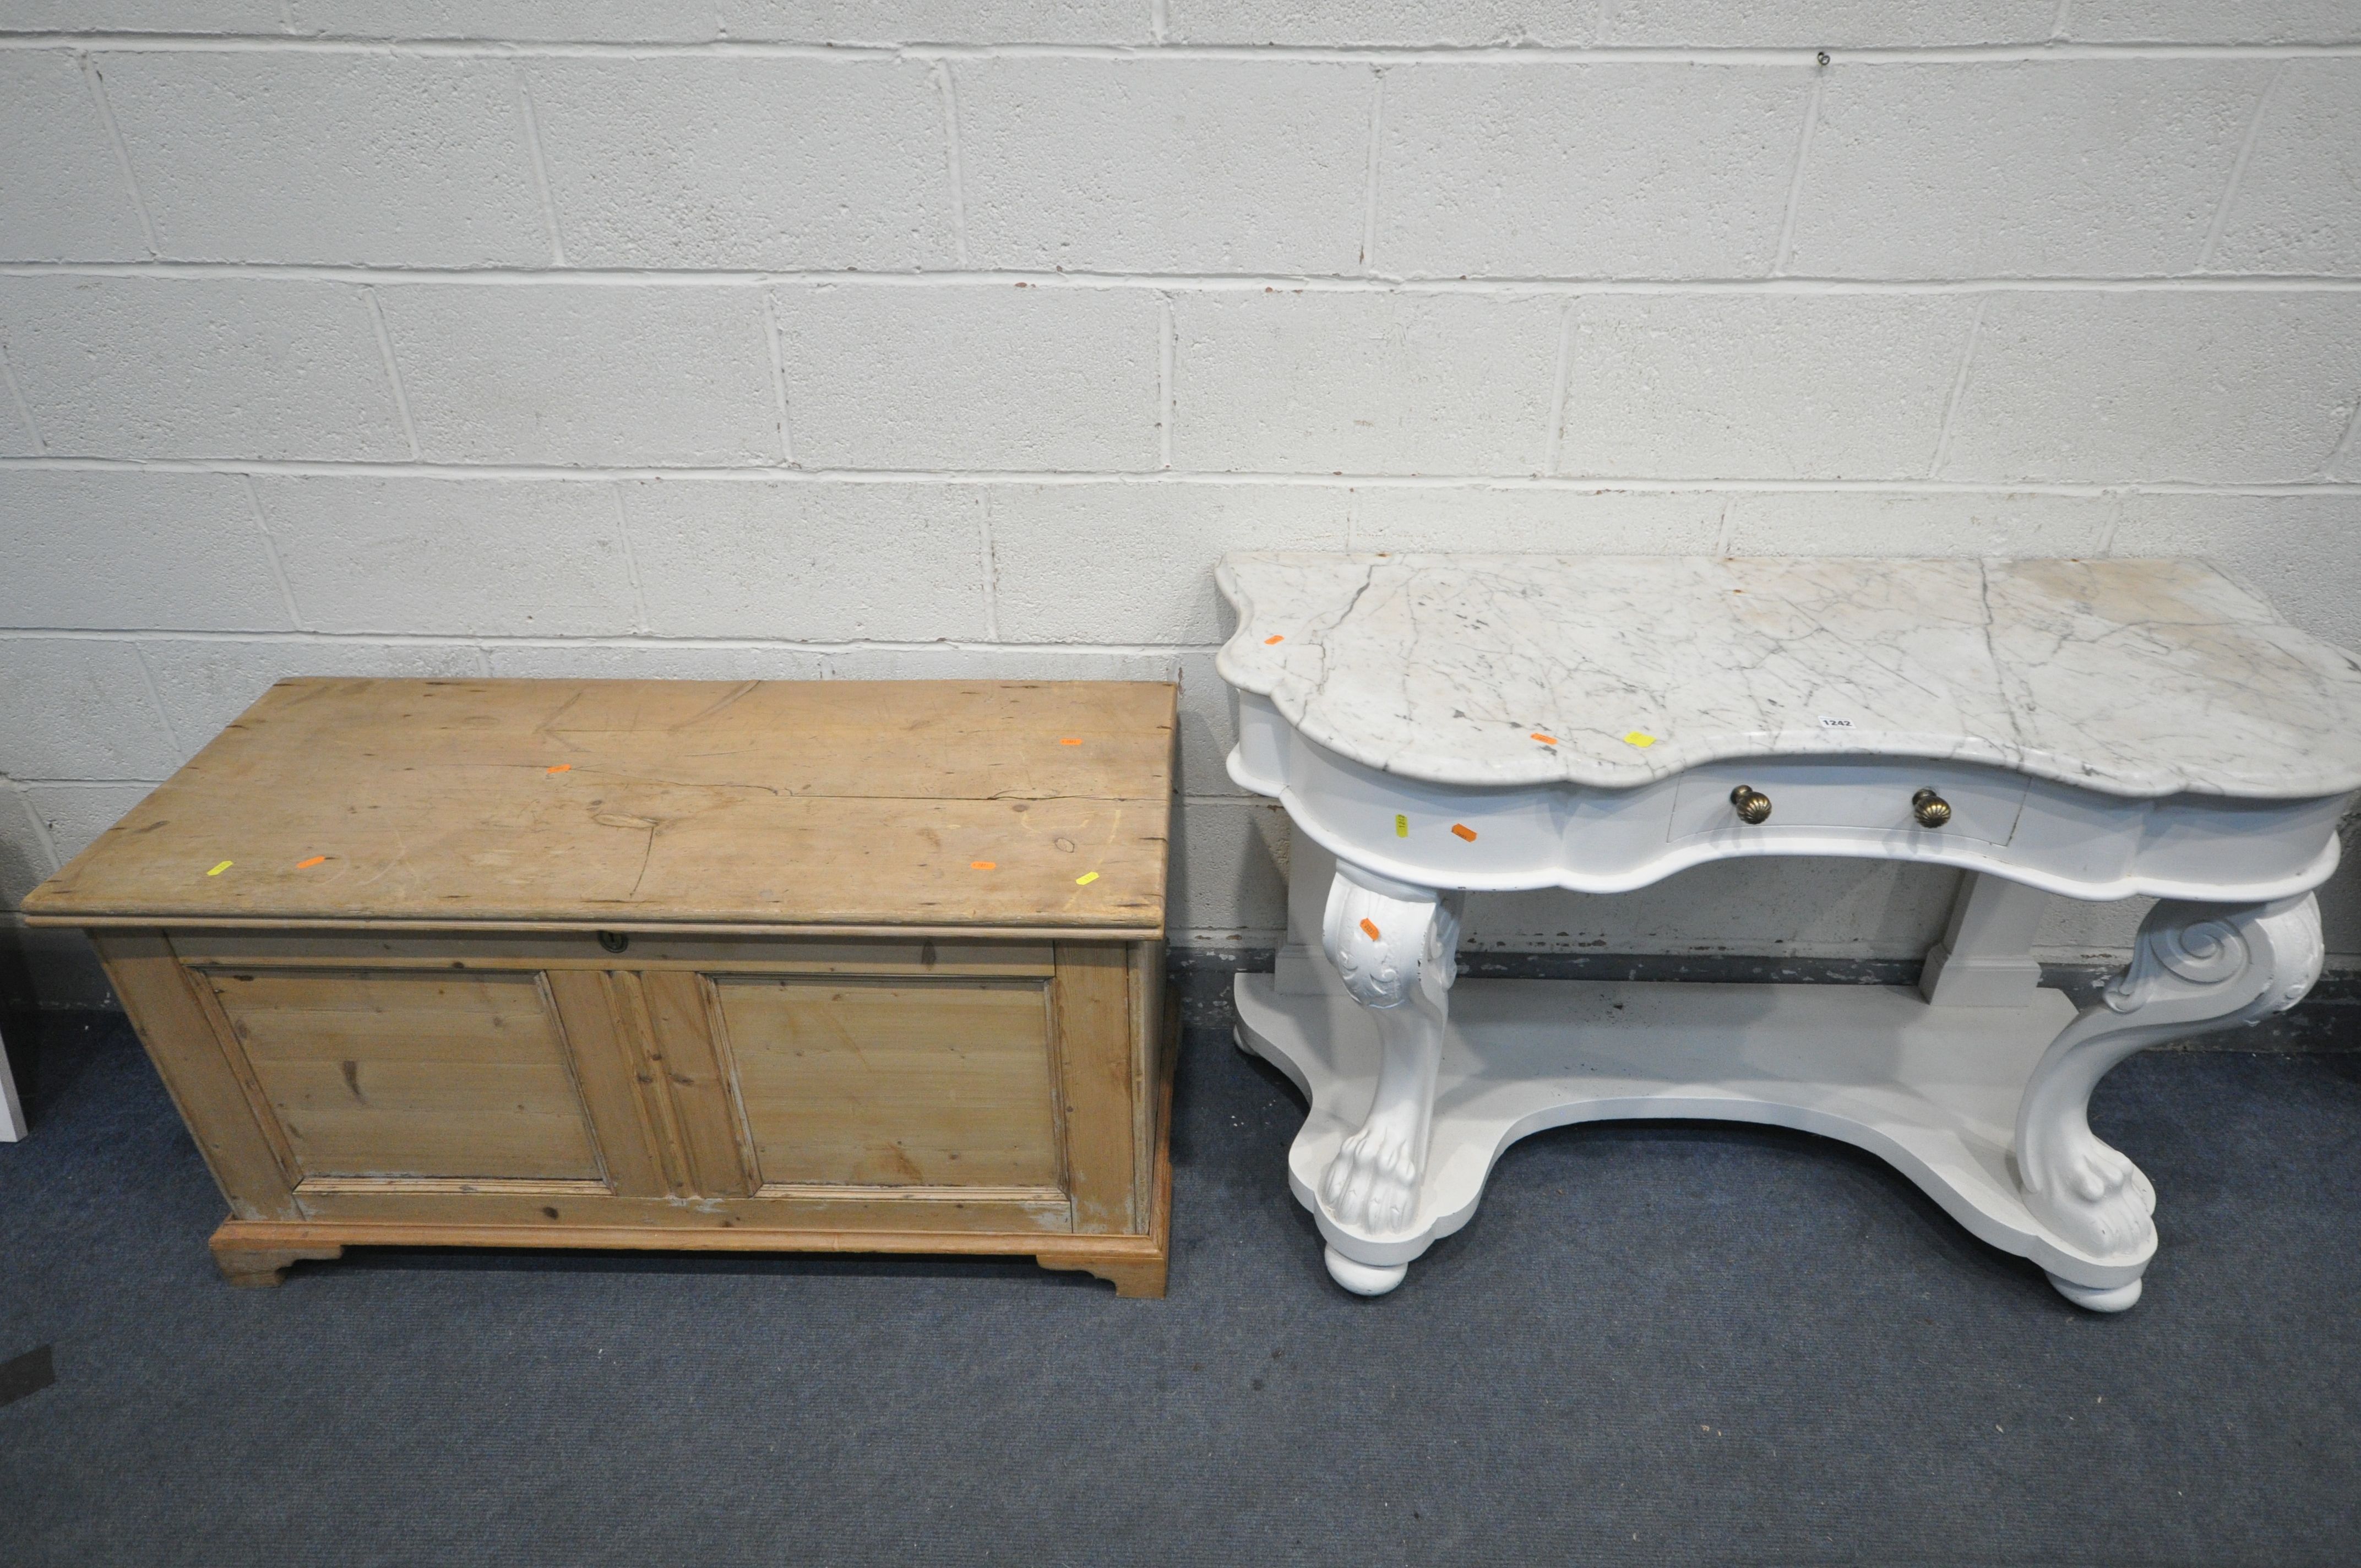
[1214,554,2361,800]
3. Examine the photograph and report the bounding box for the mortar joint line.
[0,339,44,455]
[14,261,2361,293]
[3,455,2360,496]
[241,472,307,630]
[1771,66,1826,276]
[361,287,422,459]
[611,481,652,634]
[2049,0,2075,42]
[512,61,569,266]
[1358,66,1386,274]
[1149,0,1168,46]
[10,35,2361,61]
[760,288,797,465]
[78,50,160,259]
[1157,292,1176,470]
[1929,293,1992,477]
[1542,300,1574,475]
[1713,495,1737,556]
[2198,58,2287,271]
[931,59,970,267]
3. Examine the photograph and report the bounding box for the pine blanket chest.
[23,678,1177,1296]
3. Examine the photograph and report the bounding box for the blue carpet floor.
[1,977,2357,1566]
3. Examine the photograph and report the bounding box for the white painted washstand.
[1217,554,2361,1309]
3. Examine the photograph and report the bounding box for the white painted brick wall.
[99,52,548,266]
[523,59,955,270]
[2,7,2359,997]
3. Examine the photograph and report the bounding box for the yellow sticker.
[206,860,232,876]
[1394,814,1408,838]
[1622,731,1658,749]
[1075,871,1099,886]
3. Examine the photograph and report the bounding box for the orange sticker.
[296,856,327,869]
[1359,917,1381,941]
[971,860,996,870]
[1058,737,1081,746]
[1264,634,1285,645]
[1451,823,1478,842]
[1531,732,1558,745]
[547,763,571,775]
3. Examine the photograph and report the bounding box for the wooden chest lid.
[23,679,1175,935]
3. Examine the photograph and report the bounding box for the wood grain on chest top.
[23,678,1176,932]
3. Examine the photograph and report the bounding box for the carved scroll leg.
[1315,862,1464,1295]
[2016,895,2323,1313]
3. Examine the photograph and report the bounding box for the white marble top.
[1215,554,2361,801]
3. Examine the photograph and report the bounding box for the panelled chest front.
[26,678,1176,1295]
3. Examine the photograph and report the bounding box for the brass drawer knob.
[1729,785,1772,824]
[1912,788,1952,829]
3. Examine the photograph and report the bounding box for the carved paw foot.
[2027,1129,2157,1260]
[1321,1108,1423,1234]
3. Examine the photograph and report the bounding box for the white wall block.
[774,285,1161,471]
[525,59,955,270]
[621,481,987,640]
[1346,487,1724,554]
[1940,293,2361,483]
[1787,62,2268,279]
[1174,292,1561,475]
[1169,797,1290,939]
[2065,2,2361,43]
[282,1,1149,41]
[1723,492,2117,559]
[988,482,1350,643]
[0,472,292,632]
[99,52,545,266]
[1168,2,1597,44]
[287,1,723,40]
[139,638,485,754]
[2112,493,2361,651]
[2209,61,2361,276]
[820,646,1173,681]
[0,787,57,911]
[256,477,640,636]
[715,1,1151,43]
[0,395,32,458]
[377,286,778,466]
[0,52,148,261]
[1378,64,1808,280]
[1169,0,2057,45]
[484,644,830,681]
[1556,295,1977,480]
[0,277,406,460]
[959,59,1370,275]
[0,1,286,31]
[0,639,183,780]
[1593,0,2058,45]
[22,782,152,865]
[1172,649,1242,798]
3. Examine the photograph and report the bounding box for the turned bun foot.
[2046,1272,2143,1313]
[1324,1245,1408,1296]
